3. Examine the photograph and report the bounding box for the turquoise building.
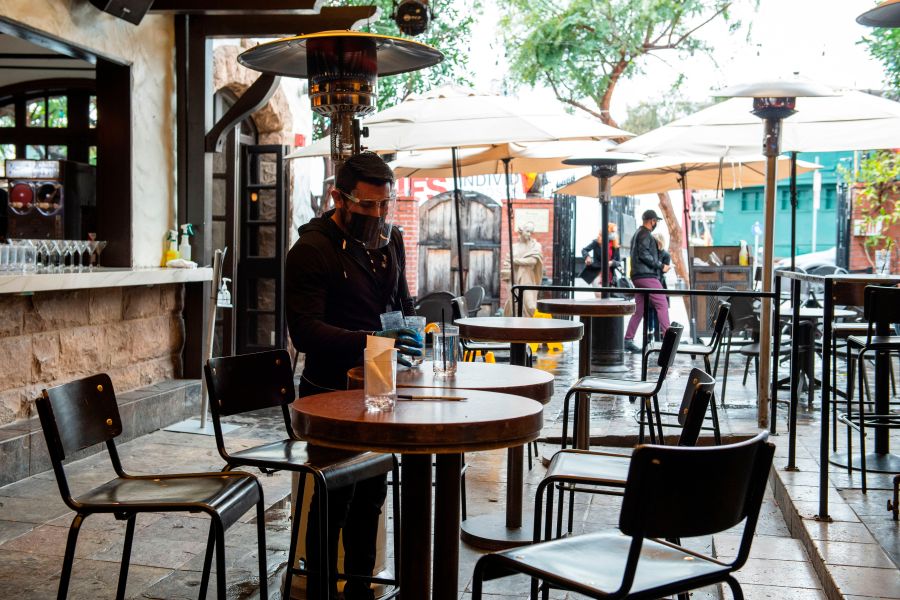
[712,151,853,257]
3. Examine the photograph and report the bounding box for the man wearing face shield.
[623,209,671,353]
[285,152,422,599]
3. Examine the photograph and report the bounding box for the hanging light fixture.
[857,0,900,27]
[238,30,443,165]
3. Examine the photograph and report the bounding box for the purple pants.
[625,277,671,340]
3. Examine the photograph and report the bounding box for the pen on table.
[397,394,467,401]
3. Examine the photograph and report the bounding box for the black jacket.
[578,239,621,284]
[630,226,662,280]
[285,210,412,393]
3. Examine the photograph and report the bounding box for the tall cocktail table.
[454,316,582,549]
[291,389,542,600]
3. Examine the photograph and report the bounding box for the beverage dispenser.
[4,159,96,240]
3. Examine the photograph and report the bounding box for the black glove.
[375,327,424,367]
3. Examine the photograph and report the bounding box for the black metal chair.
[559,323,684,449]
[204,350,399,599]
[415,290,455,326]
[36,374,268,600]
[471,431,775,600]
[840,285,900,492]
[463,285,486,317]
[538,367,716,540]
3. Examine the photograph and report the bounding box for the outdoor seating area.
[2,1,900,599]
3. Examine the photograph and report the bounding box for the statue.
[502,222,544,317]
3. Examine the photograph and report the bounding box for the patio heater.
[857,0,900,27]
[563,154,642,372]
[238,30,443,166]
[719,79,834,429]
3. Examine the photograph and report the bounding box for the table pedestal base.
[590,317,628,373]
[460,510,535,550]
[830,451,900,474]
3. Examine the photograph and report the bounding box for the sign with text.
[513,208,550,232]
[397,173,526,204]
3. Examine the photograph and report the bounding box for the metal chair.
[538,368,716,540]
[471,431,775,600]
[36,374,268,600]
[205,350,399,599]
[415,291,455,326]
[559,323,684,449]
[463,285,486,317]
[840,286,900,492]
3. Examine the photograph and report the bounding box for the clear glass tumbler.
[404,316,426,367]
[364,347,397,412]
[433,325,459,378]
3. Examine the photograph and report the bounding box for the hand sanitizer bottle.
[179,224,194,262]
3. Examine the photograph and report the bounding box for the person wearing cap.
[624,209,671,352]
[285,151,423,599]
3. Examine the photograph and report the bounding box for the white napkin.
[165,258,198,269]
[365,335,396,394]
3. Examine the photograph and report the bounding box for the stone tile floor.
[1,339,898,598]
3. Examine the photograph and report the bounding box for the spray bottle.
[163,229,179,266]
[179,224,194,262]
[739,240,750,266]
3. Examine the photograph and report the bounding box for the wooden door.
[418,190,500,313]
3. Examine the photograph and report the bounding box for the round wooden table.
[537,298,636,450]
[347,361,554,551]
[291,388,543,600]
[453,316,581,549]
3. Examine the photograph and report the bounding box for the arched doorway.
[418,191,500,314]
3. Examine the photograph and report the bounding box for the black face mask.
[650,220,658,231]
[340,206,391,249]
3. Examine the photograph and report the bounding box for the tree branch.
[544,72,607,121]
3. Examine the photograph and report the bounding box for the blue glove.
[375,327,424,367]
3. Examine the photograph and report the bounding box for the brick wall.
[848,185,900,272]
[0,285,184,427]
[499,197,556,308]
[395,195,419,296]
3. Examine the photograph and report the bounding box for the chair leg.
[753,356,760,393]
[858,353,868,494]
[461,455,467,521]
[527,439,533,470]
[638,393,646,444]
[391,456,402,584]
[213,517,227,600]
[560,389,575,451]
[725,574,745,600]
[710,393,723,445]
[115,515,137,600]
[721,333,733,407]
[255,491,269,600]
[57,513,84,600]
[281,473,306,600]
[742,355,751,386]
[653,395,664,444]
[198,519,216,600]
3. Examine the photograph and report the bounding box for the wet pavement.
[1,334,898,598]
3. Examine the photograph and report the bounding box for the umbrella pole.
[758,117,782,429]
[451,147,465,295]
[790,151,798,271]
[503,158,516,314]
[680,171,699,342]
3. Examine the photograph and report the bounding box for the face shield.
[338,190,397,249]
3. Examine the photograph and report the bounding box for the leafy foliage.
[621,97,711,135]
[840,150,900,269]
[497,0,742,126]
[861,26,900,100]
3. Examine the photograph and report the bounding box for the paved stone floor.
[1,335,899,599]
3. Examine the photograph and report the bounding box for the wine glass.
[60,241,74,272]
[78,241,92,271]
[94,241,107,268]
[47,240,61,273]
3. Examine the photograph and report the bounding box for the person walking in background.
[579,223,621,296]
[624,210,671,353]
[646,232,672,340]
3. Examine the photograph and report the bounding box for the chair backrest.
[415,291,455,326]
[720,287,758,335]
[707,301,731,351]
[619,431,774,554]
[863,285,900,338]
[37,373,124,503]
[206,350,296,418]
[463,286,485,317]
[675,368,716,447]
[655,322,684,377]
[451,295,467,321]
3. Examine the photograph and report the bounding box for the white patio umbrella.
[289,86,630,293]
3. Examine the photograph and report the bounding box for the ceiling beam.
[150,0,321,14]
[199,6,378,37]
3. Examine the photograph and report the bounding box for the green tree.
[622,98,711,135]
[328,0,480,111]
[861,26,900,99]
[498,0,743,127]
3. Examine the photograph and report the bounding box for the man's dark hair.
[335,151,395,194]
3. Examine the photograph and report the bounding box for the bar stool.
[560,323,684,449]
[205,350,400,599]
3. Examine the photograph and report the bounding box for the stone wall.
[0,285,184,426]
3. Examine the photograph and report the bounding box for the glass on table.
[364,347,397,412]
[379,310,406,332]
[433,325,459,378]
[404,315,426,367]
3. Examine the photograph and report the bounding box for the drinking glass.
[0,243,9,273]
[379,310,406,332]
[20,239,36,272]
[94,240,107,268]
[61,240,74,272]
[433,325,459,378]
[86,240,99,270]
[404,316,426,367]
[47,240,61,273]
[364,347,397,412]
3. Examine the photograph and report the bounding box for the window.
[741,190,762,212]
[822,187,836,210]
[26,97,45,127]
[0,103,13,128]
[0,143,15,177]
[48,96,67,128]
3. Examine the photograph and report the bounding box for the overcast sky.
[470,0,889,123]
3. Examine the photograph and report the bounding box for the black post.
[818,277,833,521]
[680,171,699,342]
[504,158,516,314]
[598,176,610,297]
[788,277,801,470]
[772,274,781,434]
[451,147,465,295]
